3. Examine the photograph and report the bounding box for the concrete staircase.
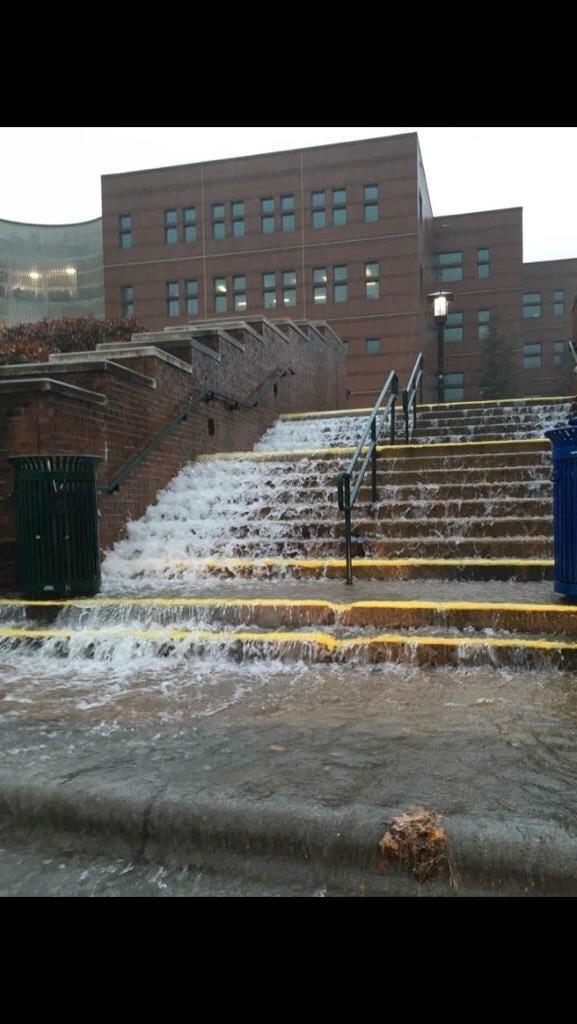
[2,394,576,669]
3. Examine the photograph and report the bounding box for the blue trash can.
[545,417,577,598]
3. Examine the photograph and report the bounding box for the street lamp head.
[427,290,453,322]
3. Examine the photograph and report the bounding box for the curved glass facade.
[0,218,104,327]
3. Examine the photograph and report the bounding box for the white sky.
[1,127,575,263]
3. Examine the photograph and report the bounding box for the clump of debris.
[379,809,449,883]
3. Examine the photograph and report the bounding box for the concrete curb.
[0,768,575,896]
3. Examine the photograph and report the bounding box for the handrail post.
[338,472,353,585]
[402,388,409,443]
[370,419,377,504]
[391,372,399,444]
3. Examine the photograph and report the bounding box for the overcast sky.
[1,127,575,263]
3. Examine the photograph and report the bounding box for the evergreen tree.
[478,324,515,400]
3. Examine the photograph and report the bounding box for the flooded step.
[200,438,550,465]
[10,596,577,636]
[2,623,576,669]
[108,556,552,583]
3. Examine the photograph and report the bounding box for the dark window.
[261,197,275,214]
[554,289,565,315]
[261,199,275,231]
[232,201,245,237]
[281,195,295,212]
[334,265,348,303]
[166,281,179,317]
[312,191,326,229]
[119,214,132,249]
[444,372,464,401]
[184,207,197,243]
[121,285,134,316]
[444,312,464,343]
[261,215,275,234]
[165,209,178,225]
[523,293,541,318]
[554,341,566,366]
[186,279,198,316]
[313,267,328,302]
[365,338,380,355]
[282,213,295,232]
[212,204,226,240]
[523,342,542,368]
[263,272,276,309]
[332,188,347,226]
[436,252,463,283]
[477,248,490,278]
[165,226,178,245]
[364,184,379,223]
[478,309,491,340]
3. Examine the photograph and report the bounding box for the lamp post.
[427,290,453,403]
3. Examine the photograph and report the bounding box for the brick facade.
[101,134,577,404]
[0,319,345,591]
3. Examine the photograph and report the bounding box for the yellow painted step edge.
[1,626,576,652]
[199,437,549,461]
[0,597,572,615]
[280,395,574,419]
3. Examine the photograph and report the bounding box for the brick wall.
[0,320,345,591]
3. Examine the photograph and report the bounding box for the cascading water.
[0,400,569,685]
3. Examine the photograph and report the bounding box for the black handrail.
[101,367,295,494]
[337,370,398,584]
[401,353,424,442]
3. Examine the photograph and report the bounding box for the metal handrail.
[337,370,398,584]
[401,353,424,442]
[101,367,295,494]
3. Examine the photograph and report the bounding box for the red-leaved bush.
[0,316,147,365]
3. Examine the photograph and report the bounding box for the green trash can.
[9,454,102,598]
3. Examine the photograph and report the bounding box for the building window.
[212,204,226,240]
[184,207,197,243]
[436,252,463,283]
[233,275,247,312]
[332,188,347,227]
[166,281,180,317]
[364,185,379,223]
[366,338,380,355]
[365,262,380,300]
[231,201,245,238]
[165,210,178,245]
[444,312,464,343]
[554,341,566,366]
[119,214,132,249]
[313,267,327,304]
[281,195,295,232]
[263,272,277,309]
[186,279,198,316]
[554,290,565,315]
[283,270,296,307]
[214,277,227,313]
[261,198,275,233]
[312,191,326,229]
[478,309,491,340]
[121,285,134,316]
[334,265,348,303]
[523,342,542,369]
[445,373,464,401]
[523,293,541,318]
[477,248,490,278]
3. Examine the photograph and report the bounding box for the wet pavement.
[1,656,577,895]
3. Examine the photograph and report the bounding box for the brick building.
[98,133,576,403]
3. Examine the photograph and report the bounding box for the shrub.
[0,316,147,365]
